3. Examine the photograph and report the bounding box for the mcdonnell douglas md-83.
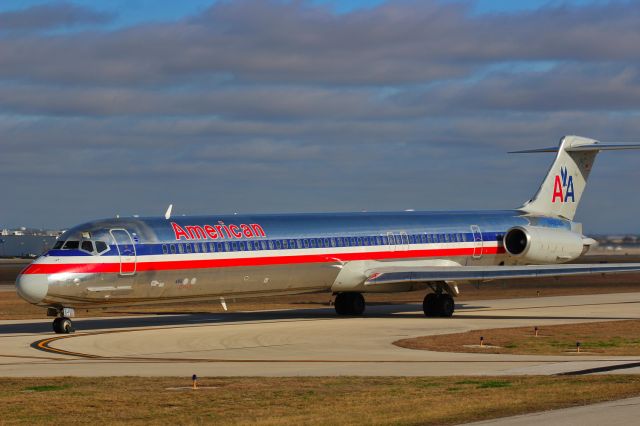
[15,136,640,333]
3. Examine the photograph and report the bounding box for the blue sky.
[0,0,639,233]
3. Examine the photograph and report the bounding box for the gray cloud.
[1,0,640,233]
[0,84,414,119]
[390,63,640,114]
[0,2,113,32]
[0,1,639,86]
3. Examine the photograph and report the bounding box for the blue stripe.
[48,231,505,258]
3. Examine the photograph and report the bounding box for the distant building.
[0,227,63,257]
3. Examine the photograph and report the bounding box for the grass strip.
[1,376,640,425]
[395,319,640,355]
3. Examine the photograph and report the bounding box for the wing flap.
[364,263,640,286]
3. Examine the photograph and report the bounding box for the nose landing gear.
[52,317,74,334]
[47,307,76,334]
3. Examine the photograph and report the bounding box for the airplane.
[15,135,640,334]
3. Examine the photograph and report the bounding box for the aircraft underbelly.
[45,262,340,307]
[43,254,508,308]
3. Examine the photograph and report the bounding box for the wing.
[364,263,640,286]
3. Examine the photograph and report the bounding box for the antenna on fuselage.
[165,204,173,220]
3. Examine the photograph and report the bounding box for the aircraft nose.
[16,273,48,304]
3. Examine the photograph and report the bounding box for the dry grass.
[395,320,640,355]
[1,376,640,425]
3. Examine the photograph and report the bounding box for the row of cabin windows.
[160,232,470,255]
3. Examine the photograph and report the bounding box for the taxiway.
[1,292,640,377]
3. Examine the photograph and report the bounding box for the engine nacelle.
[503,226,588,264]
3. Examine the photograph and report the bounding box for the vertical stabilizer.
[517,136,599,220]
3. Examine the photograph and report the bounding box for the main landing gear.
[334,292,366,315]
[423,292,455,317]
[333,291,455,318]
[48,307,75,334]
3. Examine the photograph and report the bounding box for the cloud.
[0,1,637,86]
[392,63,640,113]
[1,0,640,232]
[0,2,114,32]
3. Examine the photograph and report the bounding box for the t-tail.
[513,135,640,220]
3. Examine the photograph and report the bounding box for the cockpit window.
[81,241,94,253]
[54,239,109,254]
[95,241,108,253]
[63,241,80,250]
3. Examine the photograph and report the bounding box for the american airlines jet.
[15,136,640,333]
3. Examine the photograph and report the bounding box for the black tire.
[52,317,63,333]
[334,293,365,315]
[60,318,74,333]
[423,293,455,317]
[438,294,455,318]
[334,293,350,315]
[350,293,366,315]
[423,293,438,317]
[53,317,74,334]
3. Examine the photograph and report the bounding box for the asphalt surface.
[466,396,640,425]
[1,292,640,377]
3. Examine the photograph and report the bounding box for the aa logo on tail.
[552,166,575,203]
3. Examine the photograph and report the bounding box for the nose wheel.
[52,317,74,334]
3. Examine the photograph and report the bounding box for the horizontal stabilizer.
[510,142,640,154]
[566,143,640,152]
[365,263,640,286]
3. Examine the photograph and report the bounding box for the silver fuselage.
[16,210,571,309]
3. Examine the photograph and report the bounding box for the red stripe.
[22,247,505,275]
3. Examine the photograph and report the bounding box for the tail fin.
[513,135,640,220]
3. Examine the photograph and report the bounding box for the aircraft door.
[110,229,137,275]
[470,225,483,259]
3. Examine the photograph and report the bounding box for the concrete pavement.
[1,292,640,377]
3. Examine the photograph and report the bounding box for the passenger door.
[470,225,483,259]
[110,229,137,275]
